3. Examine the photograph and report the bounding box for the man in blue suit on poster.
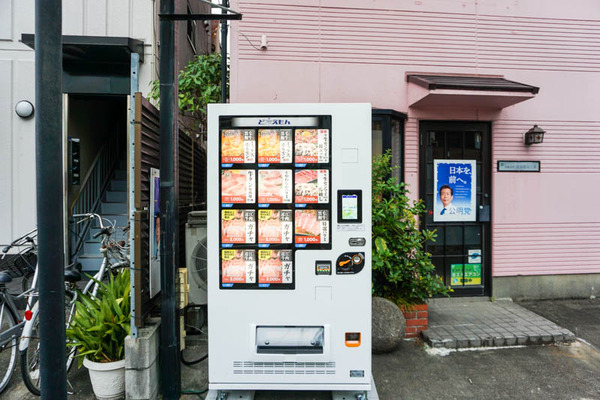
[439,184,457,216]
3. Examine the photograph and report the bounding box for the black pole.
[159,0,181,398]
[35,0,67,398]
[221,0,228,103]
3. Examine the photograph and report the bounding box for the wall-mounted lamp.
[15,100,35,119]
[524,124,545,145]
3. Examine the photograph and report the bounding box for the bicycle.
[0,229,39,394]
[19,213,130,395]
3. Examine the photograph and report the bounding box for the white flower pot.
[83,357,126,400]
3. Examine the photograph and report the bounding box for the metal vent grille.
[233,361,336,375]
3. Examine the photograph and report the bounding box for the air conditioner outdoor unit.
[185,211,207,306]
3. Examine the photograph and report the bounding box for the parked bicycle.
[0,229,38,394]
[19,213,130,395]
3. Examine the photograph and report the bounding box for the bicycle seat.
[0,271,12,283]
[64,262,82,283]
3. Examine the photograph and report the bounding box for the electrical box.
[207,104,372,392]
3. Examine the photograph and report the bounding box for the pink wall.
[230,0,600,277]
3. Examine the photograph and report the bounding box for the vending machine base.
[204,378,379,400]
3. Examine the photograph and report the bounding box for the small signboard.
[451,263,482,286]
[497,160,540,172]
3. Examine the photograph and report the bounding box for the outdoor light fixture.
[524,124,545,145]
[15,100,34,119]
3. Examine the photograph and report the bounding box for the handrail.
[69,143,106,211]
[69,132,122,260]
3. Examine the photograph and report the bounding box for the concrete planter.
[83,358,125,400]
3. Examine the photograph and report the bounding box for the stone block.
[125,318,160,369]
[541,335,552,344]
[443,339,456,349]
[125,318,160,400]
[372,297,406,353]
[126,358,159,400]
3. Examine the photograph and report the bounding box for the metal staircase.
[73,158,129,272]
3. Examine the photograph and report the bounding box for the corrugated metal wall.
[231,0,600,279]
[236,2,600,72]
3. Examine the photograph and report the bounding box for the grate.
[233,361,336,375]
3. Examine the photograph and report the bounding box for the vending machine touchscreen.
[207,104,372,395]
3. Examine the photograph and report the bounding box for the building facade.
[229,0,600,300]
[0,0,213,245]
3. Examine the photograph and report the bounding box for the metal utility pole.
[35,0,67,398]
[221,0,229,103]
[159,0,181,398]
[156,1,240,397]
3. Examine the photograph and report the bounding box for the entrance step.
[422,299,576,349]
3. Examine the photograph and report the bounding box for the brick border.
[401,304,428,339]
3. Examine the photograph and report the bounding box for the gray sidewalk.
[422,297,576,349]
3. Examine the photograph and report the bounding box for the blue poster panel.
[433,160,476,222]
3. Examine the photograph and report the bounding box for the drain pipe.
[35,0,67,398]
[159,0,181,398]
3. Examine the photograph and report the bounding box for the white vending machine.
[207,103,373,398]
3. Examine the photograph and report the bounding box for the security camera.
[260,34,268,50]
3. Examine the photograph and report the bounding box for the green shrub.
[372,151,451,305]
[149,52,224,136]
[66,269,131,365]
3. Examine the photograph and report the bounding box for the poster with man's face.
[433,160,476,222]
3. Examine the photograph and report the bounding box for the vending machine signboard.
[208,104,372,393]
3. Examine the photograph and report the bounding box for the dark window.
[372,109,406,183]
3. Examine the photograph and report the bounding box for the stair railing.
[69,133,122,260]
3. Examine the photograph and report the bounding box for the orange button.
[345,332,361,347]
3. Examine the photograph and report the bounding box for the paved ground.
[2,298,599,399]
[423,298,575,348]
[519,298,600,348]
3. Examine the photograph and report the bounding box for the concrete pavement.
[2,298,599,399]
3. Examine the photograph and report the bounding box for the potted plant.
[66,269,130,400]
[372,151,451,337]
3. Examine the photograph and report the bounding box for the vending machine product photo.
[206,103,374,399]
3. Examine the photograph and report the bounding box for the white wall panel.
[0,0,12,40]
[12,59,36,237]
[0,60,13,243]
[84,0,108,36]
[107,0,131,37]
[63,0,85,35]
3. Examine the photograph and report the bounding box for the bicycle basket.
[0,250,37,278]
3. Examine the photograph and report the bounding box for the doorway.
[419,121,491,296]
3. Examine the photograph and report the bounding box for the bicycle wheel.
[20,307,41,395]
[0,299,18,394]
[21,291,76,396]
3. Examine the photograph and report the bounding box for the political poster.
[434,160,476,222]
